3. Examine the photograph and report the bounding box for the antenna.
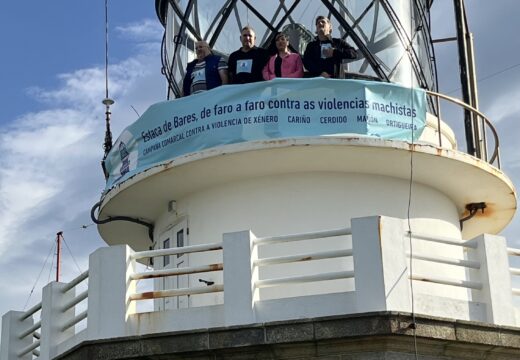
[56,231,63,282]
[454,0,481,157]
[101,0,114,179]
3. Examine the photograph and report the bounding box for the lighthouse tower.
[1,1,519,360]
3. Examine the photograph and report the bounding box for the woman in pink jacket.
[262,33,304,80]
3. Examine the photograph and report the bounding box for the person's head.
[195,41,211,60]
[240,26,256,51]
[274,32,289,53]
[315,16,332,37]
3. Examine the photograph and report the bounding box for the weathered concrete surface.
[56,312,520,360]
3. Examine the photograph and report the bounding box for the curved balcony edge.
[97,136,516,251]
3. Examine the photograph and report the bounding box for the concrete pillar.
[39,282,75,360]
[0,311,35,360]
[87,245,136,340]
[352,216,411,313]
[470,234,515,326]
[223,230,256,326]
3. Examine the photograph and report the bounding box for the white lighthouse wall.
[152,171,467,309]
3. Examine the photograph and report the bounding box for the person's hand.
[320,72,331,78]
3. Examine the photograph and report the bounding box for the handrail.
[19,302,42,321]
[18,321,41,340]
[425,90,501,168]
[254,227,351,246]
[408,231,477,249]
[407,252,480,269]
[61,310,88,332]
[62,271,89,293]
[17,340,40,357]
[410,274,482,290]
[508,247,520,256]
[131,242,222,260]
[254,249,353,267]
[131,263,223,280]
[130,284,224,301]
[508,248,520,296]
[61,290,88,312]
[255,271,355,289]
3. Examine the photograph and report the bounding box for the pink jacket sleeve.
[285,53,304,78]
[262,55,276,80]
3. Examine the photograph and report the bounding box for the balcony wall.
[2,215,520,360]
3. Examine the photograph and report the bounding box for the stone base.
[56,312,520,360]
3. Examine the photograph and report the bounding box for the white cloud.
[484,86,520,124]
[115,18,164,42]
[0,52,163,252]
[26,56,153,110]
[0,19,164,315]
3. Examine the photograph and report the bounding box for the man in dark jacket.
[228,26,269,84]
[303,16,357,78]
[183,41,228,96]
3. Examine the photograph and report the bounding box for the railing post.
[223,230,256,326]
[352,216,411,313]
[0,311,34,360]
[469,234,514,326]
[39,282,75,360]
[87,245,136,340]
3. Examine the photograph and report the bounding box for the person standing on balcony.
[228,26,269,84]
[303,16,357,78]
[182,41,228,96]
[262,32,304,80]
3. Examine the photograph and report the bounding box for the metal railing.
[408,231,477,248]
[508,247,520,296]
[253,227,353,290]
[254,227,351,245]
[17,302,42,358]
[130,243,223,301]
[407,231,482,290]
[60,270,89,332]
[14,271,90,359]
[3,219,519,360]
[426,91,501,168]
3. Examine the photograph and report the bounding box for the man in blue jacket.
[183,41,228,96]
[303,16,357,78]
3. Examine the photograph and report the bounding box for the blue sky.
[0,1,519,319]
[0,1,165,313]
[0,2,158,121]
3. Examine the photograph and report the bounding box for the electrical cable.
[446,61,520,95]
[298,0,313,23]
[407,1,419,359]
[90,201,154,241]
[23,240,56,310]
[60,223,95,233]
[61,235,83,275]
[406,128,419,360]
[130,105,141,118]
[47,244,57,285]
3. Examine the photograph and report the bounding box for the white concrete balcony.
[96,82,514,256]
[2,215,519,360]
